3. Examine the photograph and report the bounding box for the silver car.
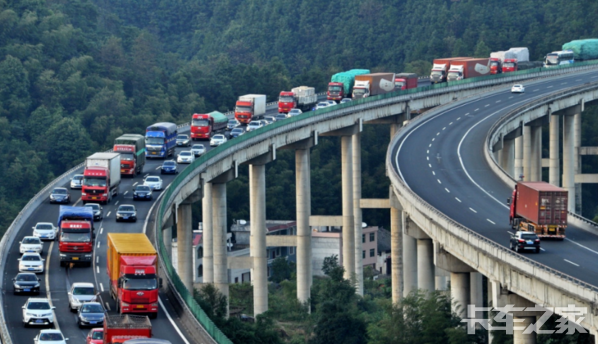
[143,176,163,191]
[19,253,45,274]
[246,121,263,132]
[19,236,43,255]
[70,174,84,189]
[77,302,105,328]
[191,144,206,157]
[32,223,58,241]
[68,282,96,312]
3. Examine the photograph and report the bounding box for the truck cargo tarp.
[331,69,370,95]
[208,111,228,124]
[58,206,94,227]
[562,39,598,60]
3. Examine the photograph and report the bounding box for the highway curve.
[393,70,598,286]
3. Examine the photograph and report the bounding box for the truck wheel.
[535,247,540,253]
[509,242,514,250]
[149,313,157,319]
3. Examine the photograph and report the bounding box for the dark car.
[13,272,41,295]
[510,231,540,253]
[85,203,103,221]
[133,185,152,201]
[116,204,137,222]
[49,187,70,204]
[230,127,245,138]
[160,160,178,174]
[176,134,190,147]
[77,302,105,328]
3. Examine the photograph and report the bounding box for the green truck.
[326,69,370,102]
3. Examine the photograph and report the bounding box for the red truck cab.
[489,57,502,74]
[114,256,159,316]
[235,100,253,124]
[327,82,345,101]
[113,145,135,176]
[502,58,518,73]
[278,91,296,113]
[59,221,94,267]
[394,73,418,90]
[191,113,211,139]
[82,168,109,203]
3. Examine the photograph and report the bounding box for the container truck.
[107,233,159,318]
[446,58,491,82]
[234,94,266,124]
[145,122,177,158]
[103,314,152,344]
[352,73,396,99]
[114,134,145,177]
[190,111,228,140]
[430,57,469,83]
[278,86,318,112]
[394,73,418,90]
[327,69,370,102]
[562,39,598,61]
[58,206,94,267]
[508,181,567,239]
[489,48,530,74]
[82,152,121,204]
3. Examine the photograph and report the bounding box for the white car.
[143,176,163,191]
[68,282,96,312]
[315,102,330,110]
[70,174,84,189]
[34,329,68,344]
[177,151,195,164]
[210,134,228,146]
[246,121,264,132]
[22,298,55,327]
[288,108,303,116]
[511,84,525,93]
[191,144,206,157]
[340,98,352,104]
[227,119,241,130]
[275,113,289,121]
[326,100,337,106]
[19,236,43,255]
[32,222,58,241]
[19,253,45,273]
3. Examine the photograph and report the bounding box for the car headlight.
[26,312,37,317]
[42,313,52,317]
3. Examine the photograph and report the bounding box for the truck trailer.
[190,111,228,140]
[234,94,266,124]
[430,57,469,83]
[394,73,418,90]
[114,134,146,177]
[508,181,567,239]
[82,152,121,204]
[58,206,94,267]
[446,58,491,82]
[278,86,318,112]
[352,73,396,99]
[327,69,370,101]
[107,233,159,317]
[103,314,152,344]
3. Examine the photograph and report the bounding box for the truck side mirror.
[507,198,511,205]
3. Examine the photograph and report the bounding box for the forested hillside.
[2,0,598,232]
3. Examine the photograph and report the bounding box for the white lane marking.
[428,164,432,168]
[100,227,103,234]
[436,132,440,136]
[564,238,598,255]
[455,198,461,203]
[432,171,436,175]
[97,241,100,248]
[445,188,450,193]
[105,302,111,311]
[564,259,579,267]
[432,138,435,141]
[540,248,546,252]
[475,108,479,111]
[100,283,104,292]
[487,219,496,225]
[429,143,432,148]
[427,150,429,154]
[449,122,453,125]
[96,266,100,274]
[96,256,99,264]
[547,85,553,88]
[507,231,514,235]
[115,201,119,206]
[496,100,501,103]
[457,117,461,120]
[442,127,446,130]
[485,104,490,107]
[469,208,477,213]
[133,182,138,186]
[45,241,60,331]
[124,191,128,195]
[509,96,513,99]
[576,79,582,81]
[107,211,111,217]
[427,156,429,161]
[533,89,539,92]
[561,82,567,85]
[437,179,441,184]
[592,76,598,79]
[144,174,149,178]
[155,166,161,170]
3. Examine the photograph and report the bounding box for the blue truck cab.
[145,122,177,158]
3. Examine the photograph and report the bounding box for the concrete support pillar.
[296,148,312,305]
[249,164,267,315]
[163,225,172,260]
[531,126,542,182]
[563,115,575,212]
[417,239,434,292]
[501,139,514,177]
[353,133,363,296]
[341,135,355,280]
[523,126,532,181]
[212,183,229,315]
[450,272,470,318]
[549,115,560,186]
[470,272,484,321]
[514,136,524,180]
[574,113,582,213]
[435,267,449,291]
[177,203,193,292]
[514,317,536,344]
[403,233,417,297]
[202,182,213,283]
[390,207,402,303]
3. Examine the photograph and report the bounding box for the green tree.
[270,256,295,283]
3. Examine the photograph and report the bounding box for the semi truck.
[234,94,266,124]
[114,134,146,177]
[430,57,469,83]
[352,73,396,99]
[190,111,228,140]
[278,86,318,112]
[58,206,94,267]
[103,314,152,343]
[394,73,418,90]
[562,39,598,61]
[107,233,159,318]
[508,181,567,239]
[446,58,491,82]
[145,122,177,158]
[82,152,121,204]
[489,48,530,74]
[327,69,370,102]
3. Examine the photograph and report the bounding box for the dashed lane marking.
[487,219,495,225]
[469,208,477,213]
[564,259,579,267]
[455,198,462,202]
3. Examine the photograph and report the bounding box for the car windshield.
[328,85,342,92]
[87,204,100,211]
[119,206,135,212]
[180,152,191,156]
[521,234,537,240]
[40,333,64,341]
[35,224,53,230]
[52,189,67,194]
[120,153,134,161]
[73,176,83,181]
[279,96,294,103]
[28,302,50,310]
[228,120,238,125]
[22,237,41,244]
[431,71,443,77]
[235,106,251,113]
[192,145,204,150]
[122,276,158,290]
[145,137,164,145]
[177,135,188,140]
[60,232,90,242]
[22,255,40,261]
[91,331,104,339]
[231,129,243,134]
[83,177,106,187]
[248,122,260,127]
[214,135,224,139]
[73,287,95,295]
[317,103,327,107]
[163,161,175,166]
[81,304,104,313]
[136,186,151,192]
[192,119,209,127]
[16,274,37,281]
[146,177,159,182]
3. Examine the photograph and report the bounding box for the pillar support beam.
[249,163,268,315]
[353,132,364,296]
[549,113,560,186]
[417,239,434,293]
[296,146,312,306]
[176,190,201,293]
[341,135,355,279]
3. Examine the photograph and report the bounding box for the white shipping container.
[86,152,121,189]
[291,86,315,97]
[490,51,506,61]
[239,94,267,117]
[507,47,530,62]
